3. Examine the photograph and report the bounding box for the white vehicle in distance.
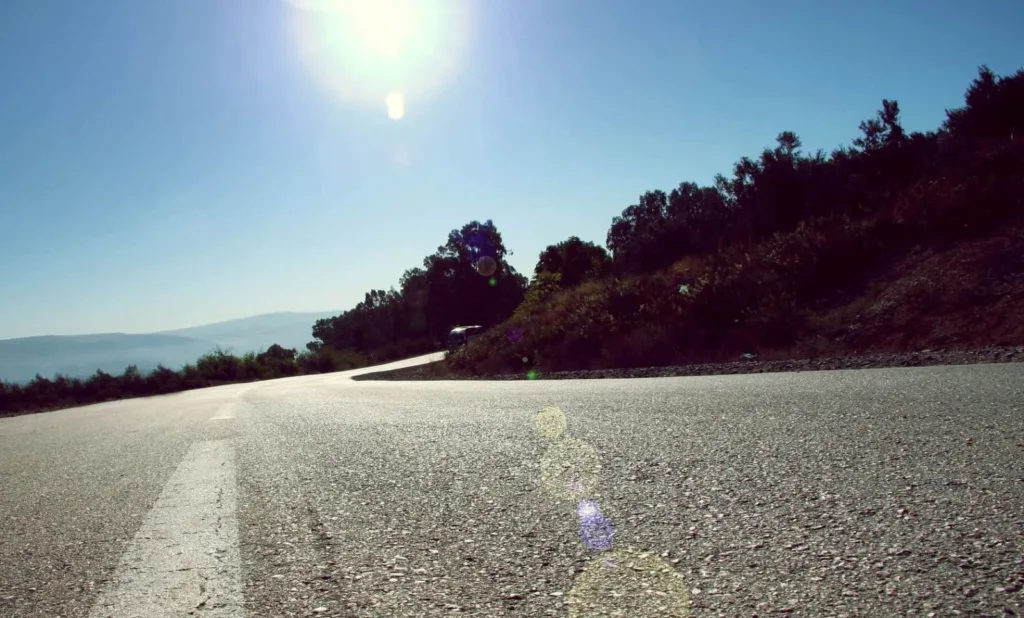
[447,325,484,350]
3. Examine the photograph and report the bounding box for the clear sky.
[1,0,1021,339]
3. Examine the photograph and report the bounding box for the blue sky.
[1,0,1021,339]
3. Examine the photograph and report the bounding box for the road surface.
[1,356,1022,617]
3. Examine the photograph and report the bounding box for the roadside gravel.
[352,345,1024,381]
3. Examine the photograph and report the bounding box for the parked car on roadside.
[447,325,484,350]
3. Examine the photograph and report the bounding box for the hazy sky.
[2,0,1021,339]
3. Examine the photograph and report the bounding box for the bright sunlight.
[286,0,471,119]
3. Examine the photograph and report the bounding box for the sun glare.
[386,91,405,119]
[287,0,470,117]
[349,1,414,58]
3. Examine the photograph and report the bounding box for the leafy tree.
[423,219,527,337]
[602,67,1024,293]
[146,364,183,394]
[255,344,299,378]
[609,181,734,273]
[85,369,122,401]
[944,66,1024,142]
[120,365,145,396]
[513,271,563,321]
[259,344,297,362]
[196,348,244,383]
[311,219,527,359]
[534,236,611,288]
[854,99,906,152]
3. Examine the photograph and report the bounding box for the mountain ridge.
[0,310,342,383]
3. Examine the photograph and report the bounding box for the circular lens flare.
[535,406,567,441]
[577,500,599,520]
[476,255,497,277]
[568,549,691,617]
[506,325,525,344]
[579,514,614,550]
[540,437,601,502]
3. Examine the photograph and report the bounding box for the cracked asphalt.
[1,356,1022,617]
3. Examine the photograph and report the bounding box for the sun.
[347,0,415,58]
[287,0,470,117]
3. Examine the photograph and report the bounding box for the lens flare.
[567,549,691,618]
[576,500,614,550]
[476,255,497,277]
[531,406,690,616]
[540,437,601,502]
[577,500,599,520]
[535,406,567,441]
[506,325,525,344]
[386,91,405,119]
[579,515,614,550]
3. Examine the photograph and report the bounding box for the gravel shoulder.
[351,345,1024,381]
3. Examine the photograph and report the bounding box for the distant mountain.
[158,311,340,355]
[0,311,342,384]
[0,333,220,384]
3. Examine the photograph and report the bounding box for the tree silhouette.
[535,236,611,288]
[311,219,527,360]
[944,66,1024,142]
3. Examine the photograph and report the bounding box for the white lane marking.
[210,402,237,421]
[88,440,243,618]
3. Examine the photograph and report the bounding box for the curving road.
[1,357,1022,617]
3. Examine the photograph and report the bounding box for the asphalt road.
[1,357,1022,617]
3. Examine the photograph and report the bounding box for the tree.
[259,344,297,362]
[120,365,145,396]
[944,65,1024,142]
[534,236,611,288]
[146,364,183,394]
[422,219,526,339]
[85,369,121,400]
[854,99,906,152]
[608,180,738,274]
[309,219,527,358]
[196,348,244,383]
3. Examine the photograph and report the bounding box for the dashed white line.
[210,402,237,421]
[88,440,243,618]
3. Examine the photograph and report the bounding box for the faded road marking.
[88,440,243,618]
[210,401,238,421]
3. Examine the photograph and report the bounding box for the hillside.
[444,67,1024,375]
[0,333,219,384]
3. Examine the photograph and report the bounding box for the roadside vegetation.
[3,66,1022,415]
[449,66,1024,375]
[0,345,361,415]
